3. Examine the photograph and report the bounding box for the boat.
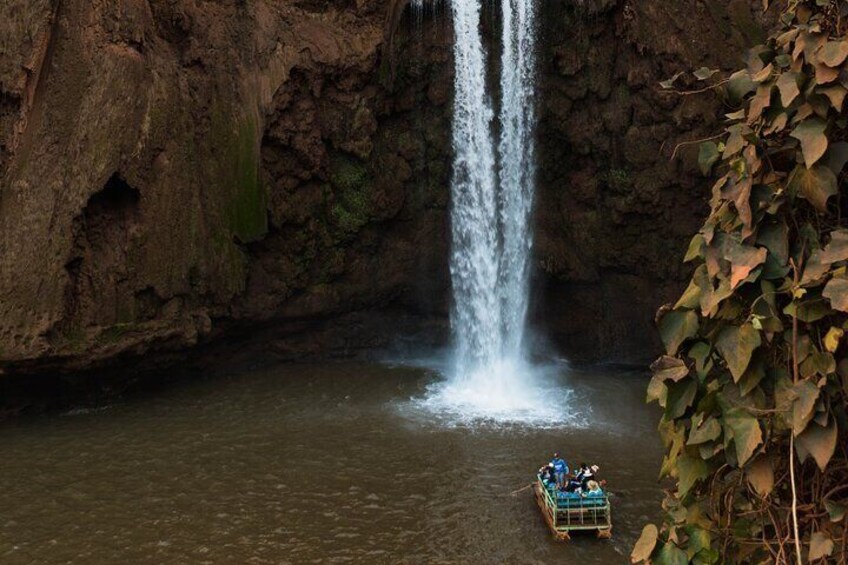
[533,474,612,541]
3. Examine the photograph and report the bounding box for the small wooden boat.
[533,475,612,541]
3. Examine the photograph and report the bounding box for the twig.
[789,256,803,565]
[668,134,724,160]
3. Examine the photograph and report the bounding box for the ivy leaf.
[715,324,761,381]
[795,419,838,471]
[823,141,848,175]
[630,524,658,563]
[792,380,820,436]
[819,230,848,263]
[654,541,688,565]
[727,69,756,103]
[659,310,699,356]
[725,244,767,289]
[818,85,848,111]
[698,142,720,176]
[823,278,848,312]
[666,379,697,419]
[746,456,774,497]
[809,531,835,561]
[660,72,685,89]
[820,40,848,67]
[677,453,709,496]
[651,356,690,382]
[791,119,828,168]
[824,327,844,353]
[687,415,722,445]
[694,67,720,81]
[825,500,846,522]
[684,234,706,262]
[776,71,801,107]
[723,407,763,466]
[789,164,838,213]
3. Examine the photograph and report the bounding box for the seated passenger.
[583,480,604,497]
[580,464,599,488]
[563,475,583,494]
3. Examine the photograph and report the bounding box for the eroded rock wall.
[0,0,776,378]
[533,0,776,361]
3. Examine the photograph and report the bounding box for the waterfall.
[449,0,537,377]
[429,0,550,421]
[448,0,501,377]
[497,0,537,359]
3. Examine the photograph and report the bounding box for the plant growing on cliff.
[635,1,848,563]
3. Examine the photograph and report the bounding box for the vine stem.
[789,257,802,565]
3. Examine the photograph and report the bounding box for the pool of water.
[0,361,664,563]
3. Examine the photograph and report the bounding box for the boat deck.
[533,476,612,541]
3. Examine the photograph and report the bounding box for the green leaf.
[824,278,848,312]
[677,453,709,496]
[654,541,688,565]
[666,379,698,419]
[659,310,699,356]
[660,72,685,89]
[630,524,658,563]
[795,419,838,471]
[727,69,756,103]
[694,67,719,81]
[651,356,690,382]
[783,297,833,322]
[715,324,761,381]
[791,118,829,168]
[698,142,720,176]
[824,141,848,175]
[723,407,763,466]
[825,500,846,522]
[689,342,713,380]
[809,531,834,561]
[792,380,820,436]
[684,234,706,262]
[788,164,838,213]
[687,415,722,445]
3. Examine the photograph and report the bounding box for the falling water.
[416,0,570,424]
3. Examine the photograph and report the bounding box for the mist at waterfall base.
[413,0,570,425]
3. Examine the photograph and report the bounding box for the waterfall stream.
[419,0,571,424]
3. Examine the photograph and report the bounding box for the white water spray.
[416,0,571,424]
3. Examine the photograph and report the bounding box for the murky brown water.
[0,361,664,564]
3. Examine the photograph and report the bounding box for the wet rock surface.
[0,0,774,381]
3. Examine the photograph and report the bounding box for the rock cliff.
[0,0,774,378]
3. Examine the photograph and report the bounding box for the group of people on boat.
[538,452,605,497]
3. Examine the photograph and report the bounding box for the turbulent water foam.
[411,360,587,428]
[428,0,549,422]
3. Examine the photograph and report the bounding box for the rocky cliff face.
[0,0,772,378]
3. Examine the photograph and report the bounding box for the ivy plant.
[635,1,848,563]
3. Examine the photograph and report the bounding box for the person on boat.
[538,463,556,487]
[578,464,599,488]
[583,480,604,497]
[563,475,583,493]
[550,452,569,487]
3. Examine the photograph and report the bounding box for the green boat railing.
[536,475,612,536]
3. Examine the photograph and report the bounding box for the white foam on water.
[398,357,589,429]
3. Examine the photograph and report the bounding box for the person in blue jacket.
[550,452,569,487]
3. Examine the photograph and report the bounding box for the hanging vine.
[634,1,848,563]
